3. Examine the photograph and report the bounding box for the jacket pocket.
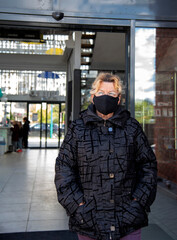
[121,200,147,228]
[74,198,96,230]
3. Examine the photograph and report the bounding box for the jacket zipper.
[109,232,112,240]
[104,120,106,127]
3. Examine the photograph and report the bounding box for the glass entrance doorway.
[28,102,65,148]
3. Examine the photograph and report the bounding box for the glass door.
[46,103,60,148]
[28,102,65,148]
[41,102,47,148]
[28,103,42,148]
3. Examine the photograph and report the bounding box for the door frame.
[27,101,63,149]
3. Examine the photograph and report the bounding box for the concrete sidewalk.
[0,149,176,240]
[142,186,177,240]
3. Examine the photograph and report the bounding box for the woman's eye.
[109,92,116,96]
[97,92,103,95]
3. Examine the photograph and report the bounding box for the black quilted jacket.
[55,104,157,240]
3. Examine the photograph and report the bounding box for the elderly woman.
[55,73,157,240]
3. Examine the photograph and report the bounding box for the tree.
[135,99,154,124]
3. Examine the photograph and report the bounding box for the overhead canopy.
[0,47,72,71]
[90,32,125,71]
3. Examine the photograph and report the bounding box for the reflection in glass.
[135,28,177,185]
[135,28,156,138]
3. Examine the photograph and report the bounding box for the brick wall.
[155,29,177,184]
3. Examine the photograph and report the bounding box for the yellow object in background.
[46,48,64,55]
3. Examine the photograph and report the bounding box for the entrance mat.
[142,224,175,240]
[0,230,78,240]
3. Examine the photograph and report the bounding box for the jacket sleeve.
[132,123,157,210]
[54,122,84,216]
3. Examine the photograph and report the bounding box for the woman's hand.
[79,202,85,206]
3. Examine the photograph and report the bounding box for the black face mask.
[93,95,119,115]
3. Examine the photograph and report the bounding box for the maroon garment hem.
[77,229,141,240]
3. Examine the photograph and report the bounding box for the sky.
[135,28,156,104]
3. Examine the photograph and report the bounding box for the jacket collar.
[81,103,130,128]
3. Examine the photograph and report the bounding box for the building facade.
[0,0,177,183]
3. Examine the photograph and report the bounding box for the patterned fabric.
[55,104,157,240]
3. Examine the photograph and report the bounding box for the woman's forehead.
[98,81,117,91]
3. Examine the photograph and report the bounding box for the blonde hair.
[90,72,122,97]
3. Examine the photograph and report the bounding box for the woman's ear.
[118,94,121,105]
[91,94,94,104]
